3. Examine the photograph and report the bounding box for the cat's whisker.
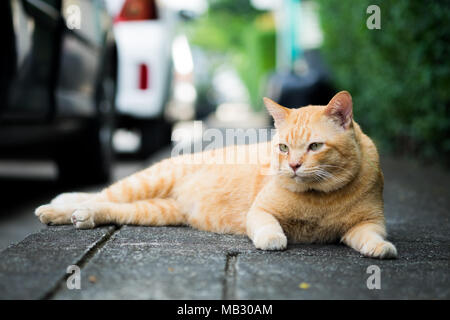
[297,167,333,182]
[319,164,354,176]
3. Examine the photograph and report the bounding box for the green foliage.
[316,0,450,162]
[185,0,276,110]
[234,20,276,109]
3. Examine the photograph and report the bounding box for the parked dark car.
[0,0,117,185]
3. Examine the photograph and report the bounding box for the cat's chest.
[277,197,346,243]
[279,214,341,243]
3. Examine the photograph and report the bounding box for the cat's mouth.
[291,169,330,183]
[292,172,317,182]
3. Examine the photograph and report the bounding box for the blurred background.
[0,0,449,249]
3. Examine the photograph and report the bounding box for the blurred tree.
[316,0,450,164]
[185,0,276,110]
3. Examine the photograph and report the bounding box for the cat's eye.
[308,142,323,151]
[279,144,289,153]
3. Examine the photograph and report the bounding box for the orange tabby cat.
[35,91,397,259]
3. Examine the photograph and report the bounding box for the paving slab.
[108,225,255,252]
[0,225,115,299]
[52,226,251,299]
[235,249,450,299]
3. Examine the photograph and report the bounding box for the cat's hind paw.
[35,204,72,225]
[71,208,96,229]
[360,240,397,259]
[253,226,287,251]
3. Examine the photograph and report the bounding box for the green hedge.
[316,0,450,163]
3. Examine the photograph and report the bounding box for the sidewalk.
[0,155,449,299]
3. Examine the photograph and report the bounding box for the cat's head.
[265,91,362,193]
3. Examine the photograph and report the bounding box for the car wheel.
[139,118,172,159]
[57,74,116,186]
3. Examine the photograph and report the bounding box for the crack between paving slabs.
[222,251,239,300]
[41,225,121,299]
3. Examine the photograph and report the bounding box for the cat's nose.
[289,162,302,172]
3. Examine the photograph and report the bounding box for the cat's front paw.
[71,208,96,229]
[253,226,287,251]
[35,204,72,225]
[360,240,397,259]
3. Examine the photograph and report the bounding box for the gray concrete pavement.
[0,153,448,299]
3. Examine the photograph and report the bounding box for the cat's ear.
[324,91,353,129]
[263,97,290,128]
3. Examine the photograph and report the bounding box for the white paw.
[253,226,287,251]
[360,240,397,259]
[35,204,72,225]
[71,208,96,229]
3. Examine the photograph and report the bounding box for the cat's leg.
[70,198,184,229]
[36,198,183,228]
[36,158,187,225]
[246,208,287,250]
[51,192,97,205]
[341,222,397,259]
[99,158,184,203]
[38,157,184,215]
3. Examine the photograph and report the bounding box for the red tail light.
[138,63,149,90]
[114,0,158,23]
